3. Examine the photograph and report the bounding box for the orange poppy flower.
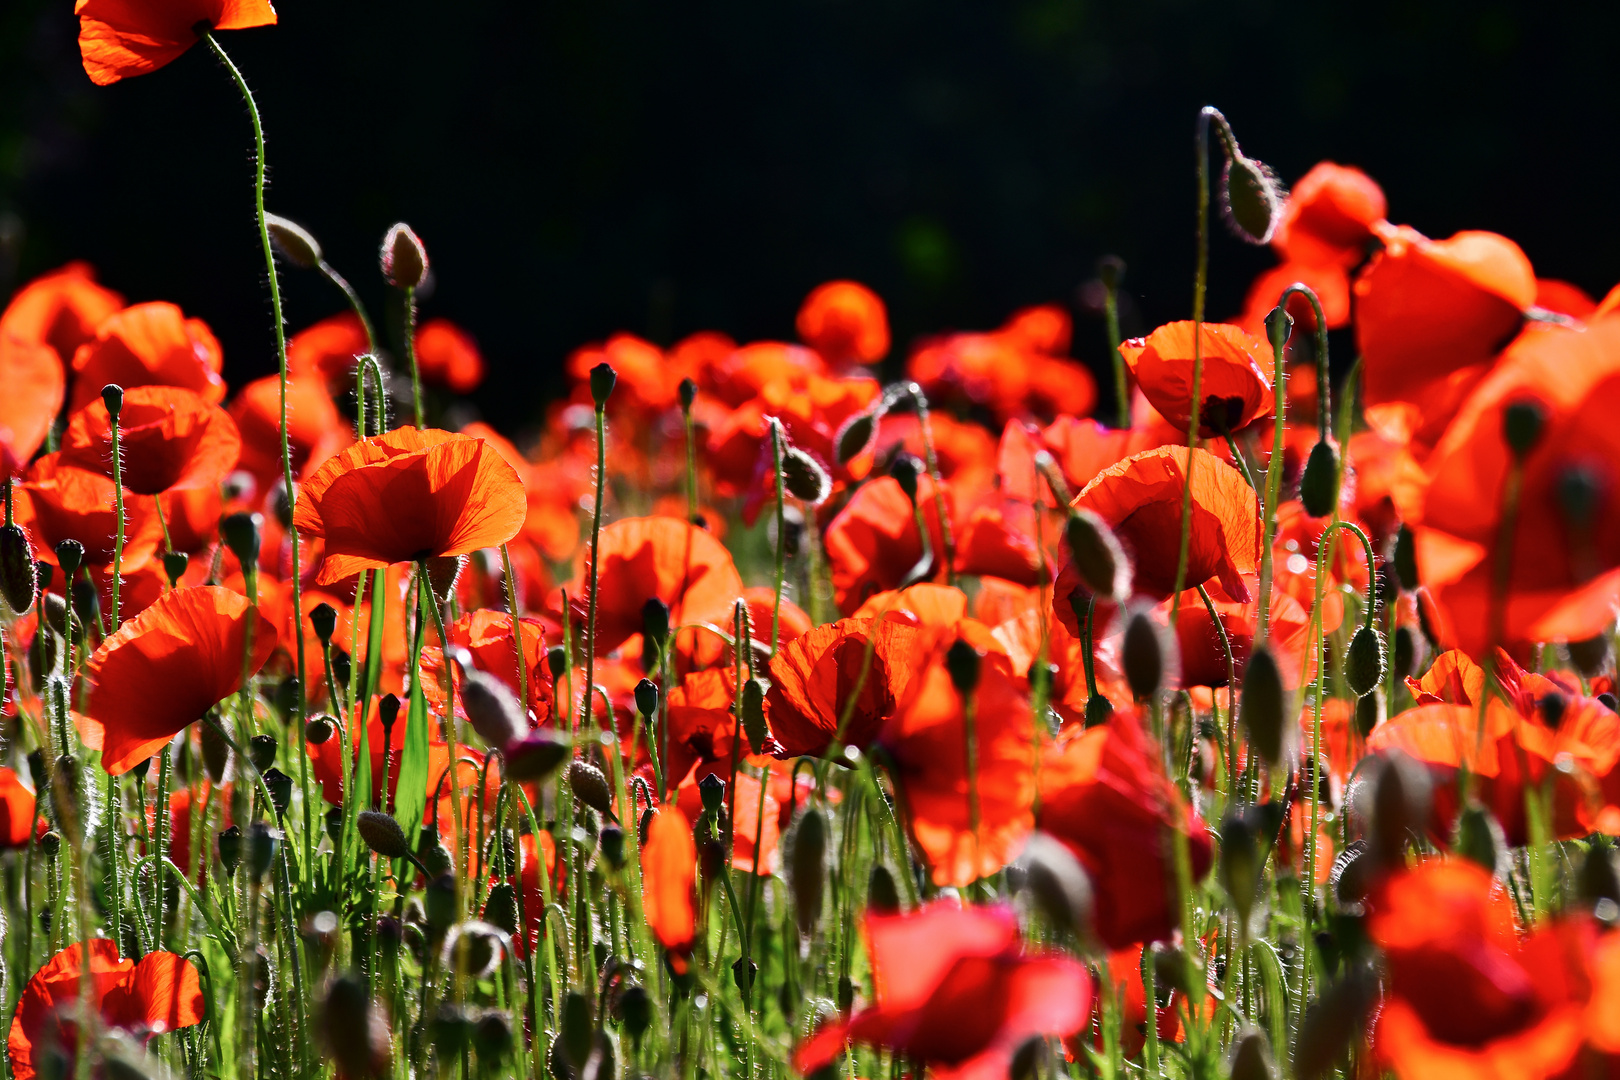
[12,454,163,578]
[567,334,679,416]
[562,515,744,657]
[1038,413,1176,495]
[1237,260,1351,341]
[292,428,527,585]
[76,0,277,85]
[1038,711,1214,949]
[686,585,810,669]
[660,667,746,785]
[8,941,204,1080]
[794,903,1092,1080]
[796,280,890,367]
[0,335,65,477]
[766,616,923,758]
[1368,861,1596,1080]
[908,309,1096,424]
[415,318,486,394]
[228,370,351,497]
[60,385,240,496]
[77,585,276,774]
[1119,322,1272,437]
[1273,162,1387,268]
[1170,574,1312,689]
[0,262,124,363]
[69,302,226,412]
[852,582,971,628]
[1093,946,1186,1060]
[824,473,952,615]
[640,807,697,959]
[875,412,998,481]
[420,608,555,726]
[287,311,369,393]
[706,342,827,409]
[0,767,44,849]
[877,631,1037,886]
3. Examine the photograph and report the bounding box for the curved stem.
[1256,316,1290,641]
[318,259,378,353]
[1170,109,1215,629]
[1279,284,1331,436]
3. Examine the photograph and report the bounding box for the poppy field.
[4,5,1620,1080]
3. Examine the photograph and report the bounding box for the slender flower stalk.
[104,385,125,632]
[770,419,788,655]
[1169,108,1215,629]
[583,364,615,730]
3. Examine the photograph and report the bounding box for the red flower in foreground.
[796,280,890,367]
[1119,321,1273,437]
[293,428,527,585]
[795,903,1091,1080]
[78,585,276,775]
[61,385,241,495]
[8,941,204,1080]
[641,808,697,962]
[13,454,164,578]
[415,318,486,394]
[766,617,922,758]
[77,0,277,86]
[0,335,65,477]
[69,302,226,412]
[824,473,951,615]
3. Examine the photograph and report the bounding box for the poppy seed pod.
[248,734,277,772]
[217,825,241,875]
[357,811,412,861]
[634,678,659,719]
[0,524,36,614]
[1019,832,1095,941]
[54,539,83,581]
[461,669,527,749]
[380,223,428,290]
[834,410,879,466]
[788,806,827,937]
[1298,440,1340,519]
[1264,305,1293,352]
[100,383,123,419]
[567,760,613,818]
[678,377,697,412]
[1343,625,1386,698]
[162,550,188,587]
[309,602,337,645]
[1239,645,1287,768]
[1453,802,1506,876]
[1122,609,1171,701]
[503,730,571,781]
[889,453,922,504]
[265,213,323,270]
[867,864,901,915]
[220,512,261,570]
[589,362,617,409]
[1063,510,1131,602]
[946,639,982,696]
[1502,397,1546,462]
[547,645,567,679]
[741,677,768,754]
[1228,1028,1277,1080]
[699,772,726,816]
[782,446,832,506]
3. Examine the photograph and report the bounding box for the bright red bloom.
[293,428,527,585]
[0,336,65,477]
[61,385,240,495]
[824,473,952,614]
[766,617,922,757]
[421,608,555,726]
[794,903,1092,1080]
[908,308,1097,424]
[687,584,810,668]
[0,263,124,364]
[8,941,204,1080]
[1170,575,1312,690]
[12,453,164,577]
[1273,162,1387,268]
[1039,412,1179,495]
[229,371,351,494]
[1119,321,1272,437]
[415,318,486,394]
[640,807,697,958]
[0,768,45,849]
[287,312,369,393]
[69,302,226,412]
[78,585,276,774]
[77,0,277,85]
[1037,712,1214,949]
[796,280,890,367]
[568,334,680,416]
[661,667,746,785]
[1534,279,1598,320]
[1237,260,1351,340]
[852,582,970,627]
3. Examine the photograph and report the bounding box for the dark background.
[3,0,1617,435]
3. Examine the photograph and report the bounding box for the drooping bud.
[357,810,413,861]
[1343,625,1386,698]
[1264,306,1293,352]
[0,524,36,614]
[470,1011,514,1065]
[265,213,323,270]
[867,864,901,915]
[618,985,652,1044]
[945,639,982,696]
[248,734,277,772]
[1064,510,1132,601]
[220,512,261,570]
[1454,803,1506,876]
[380,223,428,290]
[461,669,527,749]
[424,555,465,606]
[1210,110,1285,245]
[741,677,768,754]
[1502,397,1546,462]
[889,453,922,504]
[1228,1028,1277,1080]
[1299,440,1339,518]
[589,363,617,409]
[782,446,832,506]
[787,806,828,936]
[598,823,625,870]
[1354,690,1382,739]
[503,730,570,781]
[309,602,338,645]
[833,410,879,466]
[1084,694,1113,728]
[1019,832,1095,941]
[634,678,659,718]
[568,760,614,818]
[1122,609,1171,701]
[1392,626,1418,682]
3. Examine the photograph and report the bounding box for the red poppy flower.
[0,767,44,849]
[568,334,679,416]
[1273,162,1387,268]
[852,582,970,628]
[876,412,998,482]
[878,630,1037,886]
[1038,413,1177,495]
[1119,322,1272,437]
[1093,946,1185,1060]
[706,342,827,409]
[415,318,486,394]
[908,309,1096,424]
[1037,711,1214,949]
[0,263,124,364]
[69,302,226,412]
[640,807,697,959]
[794,903,1092,1080]
[687,585,810,668]
[562,515,745,657]
[77,585,276,775]
[0,335,65,477]
[1237,261,1352,341]
[293,428,527,585]
[766,617,923,758]
[660,667,746,785]
[77,0,277,85]
[1170,574,1312,690]
[60,385,240,496]
[796,280,890,367]
[287,312,369,392]
[421,608,555,725]
[824,473,952,615]
[12,454,164,578]
[1368,861,1597,1080]
[229,371,350,494]
[8,941,204,1080]
[508,830,563,960]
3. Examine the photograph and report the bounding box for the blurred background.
[3,0,1616,434]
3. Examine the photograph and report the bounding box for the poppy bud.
[378,693,401,734]
[568,760,614,818]
[618,984,652,1044]
[266,213,323,270]
[1299,440,1339,518]
[634,678,659,718]
[1229,1028,1277,1080]
[433,1004,473,1062]
[40,830,60,858]
[424,873,457,932]
[1010,1036,1046,1080]
[1539,690,1567,730]
[834,410,879,466]
[1353,690,1382,739]
[945,639,982,696]
[263,767,293,819]
[324,807,343,847]
[216,824,242,875]
[70,578,99,630]
[782,446,832,506]
[1343,625,1386,698]
[247,734,276,772]
[54,539,83,581]
[101,383,123,419]
[1392,625,1418,683]
[424,555,465,606]
[1264,305,1293,352]
[589,362,617,409]
[247,822,279,880]
[1454,802,1506,876]
[678,377,697,411]
[741,677,768,754]
[1019,832,1095,941]
[1096,253,1125,291]
[1239,645,1287,767]
[302,604,336,648]
[419,828,454,878]
[1064,510,1132,602]
[461,670,527,749]
[1084,694,1113,728]
[1501,397,1545,462]
[162,550,189,587]
[220,511,261,569]
[547,645,568,679]
[735,957,759,995]
[1578,839,1620,913]
[1391,524,1418,592]
[867,864,901,915]
[599,823,626,869]
[1568,635,1610,678]
[698,772,726,816]
[788,806,827,936]
[641,597,670,655]
[1122,609,1171,701]
[1292,965,1377,1080]
[447,921,503,979]
[199,718,230,783]
[1213,116,1285,246]
[503,730,571,781]
[1556,464,1602,530]
[0,524,36,614]
[380,223,428,290]
[889,454,922,504]
[470,1011,513,1064]
[1219,811,1263,928]
[357,810,412,861]
[559,990,595,1073]
[1367,750,1430,869]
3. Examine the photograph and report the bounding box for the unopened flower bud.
[568,760,614,818]
[788,806,827,937]
[945,639,982,696]
[247,822,279,880]
[547,645,567,678]
[248,734,277,772]
[263,767,293,819]
[1557,464,1603,530]
[266,213,323,270]
[0,524,36,614]
[641,597,670,655]
[782,445,832,505]
[319,974,390,1078]
[1367,750,1431,869]
[1228,1028,1277,1080]
[1578,839,1620,912]
[309,602,337,645]
[589,363,617,409]
[834,410,879,466]
[220,512,261,569]
[1096,254,1125,291]
[380,223,428,289]
[39,830,60,858]
[889,454,922,504]
[503,730,570,781]
[1211,111,1285,245]
[1343,625,1386,698]
[617,984,651,1043]
[634,678,659,718]
[1264,306,1293,352]
[53,539,83,581]
[1064,510,1131,601]
[471,1011,513,1064]
[1454,802,1505,876]
[867,863,901,915]
[1393,524,1418,592]
[1019,832,1095,941]
[481,881,519,937]
[217,825,241,875]
[424,873,457,932]
[1292,966,1377,1080]
[1122,609,1171,701]
[1392,625,1418,682]
[741,677,768,754]
[599,823,625,869]
[1299,440,1339,518]
[698,772,725,815]
[559,990,595,1073]
[357,810,413,860]
[1220,811,1263,927]
[678,377,697,411]
[1502,398,1546,462]
[1085,694,1113,728]
[1354,690,1382,739]
[1568,635,1610,678]
[461,670,527,749]
[1240,644,1288,768]
[162,550,188,587]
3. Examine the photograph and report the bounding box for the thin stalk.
[404,284,424,428]
[583,402,608,730]
[1255,309,1290,640]
[500,543,529,716]
[108,406,124,631]
[318,258,378,353]
[770,420,787,655]
[1103,274,1128,427]
[1169,109,1215,627]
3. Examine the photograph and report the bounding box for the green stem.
[108,409,124,632]
[318,259,378,353]
[770,421,787,656]
[1256,311,1290,641]
[404,284,423,429]
[583,403,607,730]
[501,543,529,716]
[1169,108,1215,630]
[1104,277,1128,427]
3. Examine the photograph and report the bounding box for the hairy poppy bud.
[162,550,188,587]
[433,1005,473,1062]
[1293,966,1377,1080]
[782,446,832,506]
[1502,397,1545,461]
[1085,694,1113,728]
[634,678,659,718]
[1299,440,1339,518]
[419,829,453,878]
[1096,254,1125,291]
[788,806,827,936]
[424,873,457,932]
[248,734,277,772]
[589,362,617,409]
[867,864,901,915]
[1220,811,1263,928]
[678,377,697,411]
[200,718,230,783]
[1367,750,1430,869]
[599,823,626,870]
[220,511,261,569]
[504,730,570,781]
[461,670,527,749]
[1454,802,1505,876]
[1019,832,1095,941]
[1122,609,1170,700]
[266,213,323,270]
[324,807,343,846]
[1229,1028,1277,1080]
[641,597,670,656]
[618,985,651,1044]
[698,772,726,816]
[54,539,83,581]
[547,645,567,679]
[446,921,503,979]
[306,601,338,645]
[1569,635,1610,678]
[1354,690,1382,739]
[834,410,879,466]
[357,810,412,860]
[568,760,614,818]
[889,453,922,504]
[1210,110,1285,245]
[559,991,595,1073]
[741,677,768,754]
[946,639,982,695]
[735,957,759,995]
[380,222,428,289]
[471,1011,513,1064]
[0,524,36,614]
[100,383,124,421]
[1343,625,1386,698]
[39,830,61,858]
[1392,524,1418,592]
[247,822,279,880]
[1264,306,1293,352]
[1064,510,1132,602]
[1240,645,1288,767]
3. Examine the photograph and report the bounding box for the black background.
[4,0,1617,437]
